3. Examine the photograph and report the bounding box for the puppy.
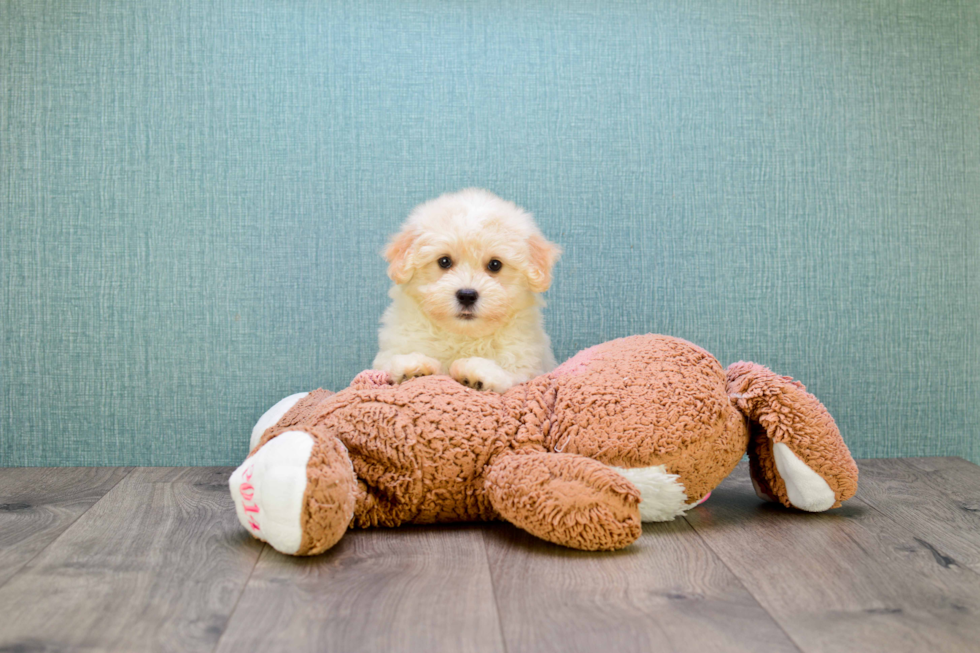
[373,189,562,393]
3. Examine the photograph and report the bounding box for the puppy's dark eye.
[487,259,503,273]
[438,256,453,269]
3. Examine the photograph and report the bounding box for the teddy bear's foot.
[230,430,314,554]
[728,361,858,511]
[249,392,309,451]
[772,443,836,512]
[610,465,689,522]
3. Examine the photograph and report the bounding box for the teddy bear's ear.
[526,234,563,293]
[383,227,420,284]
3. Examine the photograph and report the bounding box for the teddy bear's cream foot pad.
[249,392,309,451]
[772,442,836,512]
[230,430,314,554]
[611,465,688,522]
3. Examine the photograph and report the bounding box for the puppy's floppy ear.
[526,234,562,293]
[383,227,419,284]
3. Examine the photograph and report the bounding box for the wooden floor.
[0,458,978,652]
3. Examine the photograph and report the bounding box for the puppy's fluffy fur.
[373,189,562,393]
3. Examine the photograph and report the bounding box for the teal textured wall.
[2,0,978,466]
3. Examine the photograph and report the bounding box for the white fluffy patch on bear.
[229,430,314,554]
[610,465,689,522]
[772,442,836,512]
[250,392,309,451]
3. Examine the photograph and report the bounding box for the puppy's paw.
[450,357,515,393]
[388,353,443,384]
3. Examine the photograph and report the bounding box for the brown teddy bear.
[230,334,858,555]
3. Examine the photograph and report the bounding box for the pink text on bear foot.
[238,464,260,531]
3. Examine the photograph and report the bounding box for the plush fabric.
[239,335,858,553]
[727,362,859,509]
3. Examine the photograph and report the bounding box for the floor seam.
[682,513,808,653]
[0,466,136,594]
[480,527,511,653]
[210,543,268,653]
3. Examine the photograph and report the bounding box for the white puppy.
[373,189,562,393]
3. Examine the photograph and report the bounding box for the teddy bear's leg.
[229,427,357,556]
[484,451,642,551]
[727,362,859,511]
[744,422,840,511]
[609,464,690,522]
[249,392,309,451]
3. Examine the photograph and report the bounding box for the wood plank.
[0,467,263,653]
[0,466,132,587]
[855,458,980,572]
[483,519,800,653]
[902,456,980,498]
[215,524,505,653]
[685,462,980,653]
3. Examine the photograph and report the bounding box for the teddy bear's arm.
[727,362,859,511]
[484,451,642,551]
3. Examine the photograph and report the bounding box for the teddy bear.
[229,334,858,555]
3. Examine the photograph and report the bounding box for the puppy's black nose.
[456,289,479,307]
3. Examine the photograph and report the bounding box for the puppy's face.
[384,189,561,337]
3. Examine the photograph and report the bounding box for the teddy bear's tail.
[725,362,858,511]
